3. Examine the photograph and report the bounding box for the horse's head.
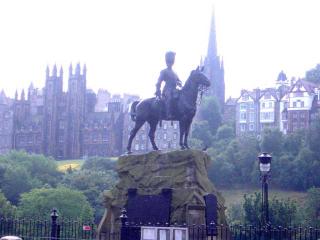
[189,66,211,88]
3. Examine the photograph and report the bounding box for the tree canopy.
[18,187,94,221]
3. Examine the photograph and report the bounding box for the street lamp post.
[258,152,272,226]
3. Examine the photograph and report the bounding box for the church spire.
[207,7,218,61]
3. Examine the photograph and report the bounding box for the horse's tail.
[130,101,139,121]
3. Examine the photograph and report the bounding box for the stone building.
[0,91,13,154]
[0,64,180,159]
[201,10,225,111]
[235,72,320,136]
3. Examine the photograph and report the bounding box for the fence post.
[120,208,128,240]
[50,208,59,240]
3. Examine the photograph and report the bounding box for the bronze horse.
[126,67,210,153]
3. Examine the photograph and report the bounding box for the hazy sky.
[1,0,320,99]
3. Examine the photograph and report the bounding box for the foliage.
[305,64,320,84]
[18,187,94,221]
[305,187,320,225]
[0,191,16,218]
[207,134,259,187]
[61,169,117,222]
[260,128,283,155]
[198,96,222,135]
[242,192,298,226]
[81,156,116,172]
[191,121,214,147]
[0,151,61,204]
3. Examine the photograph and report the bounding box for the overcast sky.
[1,0,320,99]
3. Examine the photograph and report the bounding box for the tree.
[260,128,283,156]
[198,96,222,135]
[2,165,38,204]
[191,121,214,147]
[0,151,61,204]
[61,169,117,222]
[0,191,16,218]
[216,124,235,141]
[308,117,320,157]
[283,130,305,155]
[82,156,116,172]
[305,187,320,226]
[243,192,298,226]
[305,64,320,84]
[18,187,94,221]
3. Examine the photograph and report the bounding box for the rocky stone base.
[98,150,226,234]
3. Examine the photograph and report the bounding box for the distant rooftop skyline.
[1,0,320,99]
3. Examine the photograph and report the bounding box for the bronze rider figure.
[155,51,182,119]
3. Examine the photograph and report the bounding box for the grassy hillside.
[56,157,118,172]
[57,159,84,172]
[220,187,307,209]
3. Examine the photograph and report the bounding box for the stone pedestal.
[98,150,226,234]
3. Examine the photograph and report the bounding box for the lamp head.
[258,152,272,174]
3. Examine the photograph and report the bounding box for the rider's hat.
[165,51,176,62]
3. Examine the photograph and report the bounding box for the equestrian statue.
[126,51,210,154]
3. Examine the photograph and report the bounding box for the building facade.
[235,72,320,136]
[0,64,180,159]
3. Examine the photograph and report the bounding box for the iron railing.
[0,218,319,240]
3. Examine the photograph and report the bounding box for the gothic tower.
[203,9,225,111]
[43,65,63,157]
[66,63,87,159]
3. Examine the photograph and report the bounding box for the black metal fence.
[119,223,320,240]
[1,215,319,240]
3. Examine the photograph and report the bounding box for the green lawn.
[220,187,308,209]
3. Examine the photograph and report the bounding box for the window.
[173,133,177,140]
[268,102,273,108]
[262,102,266,109]
[141,134,146,140]
[240,103,247,111]
[249,112,255,122]
[240,124,246,132]
[260,112,274,121]
[135,144,139,151]
[163,133,167,140]
[293,102,297,108]
[249,124,255,131]
[249,102,255,109]
[163,123,167,130]
[301,101,304,107]
[240,112,247,121]
[173,123,178,129]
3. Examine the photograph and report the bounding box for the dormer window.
[242,94,249,101]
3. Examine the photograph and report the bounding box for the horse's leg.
[148,120,159,151]
[126,119,145,153]
[179,120,186,150]
[184,118,193,149]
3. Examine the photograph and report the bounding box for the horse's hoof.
[184,145,190,149]
[126,150,133,154]
[153,147,159,151]
[180,146,186,150]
